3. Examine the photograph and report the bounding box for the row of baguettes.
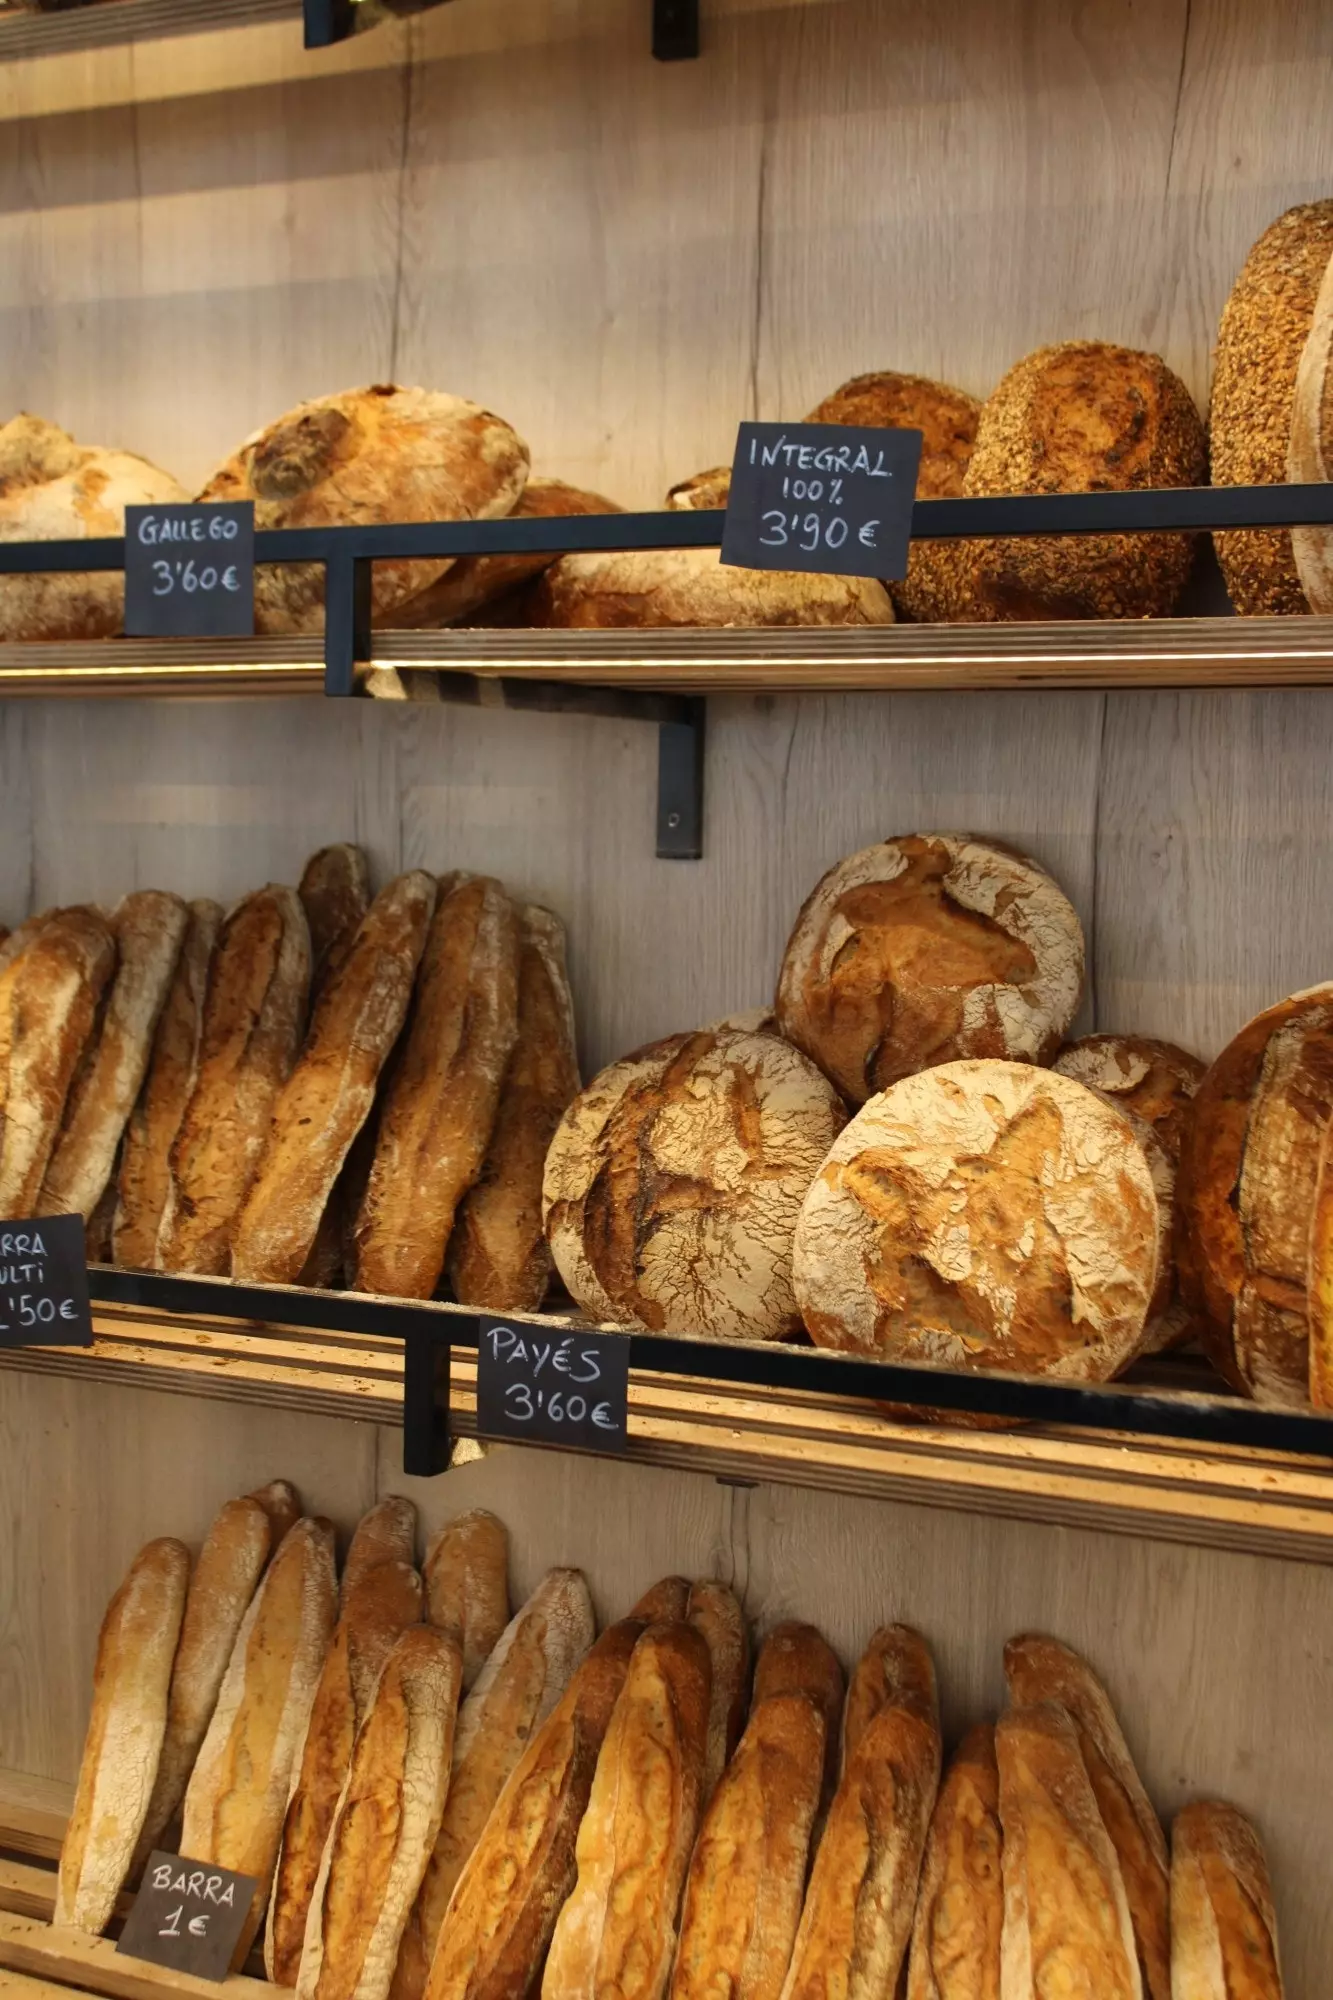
[58,1488,1283,2000]
[0,841,580,1310]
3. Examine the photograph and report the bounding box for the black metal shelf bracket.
[403,1329,453,1476]
[653,0,699,59]
[303,0,356,46]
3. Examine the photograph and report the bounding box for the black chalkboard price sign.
[475,1320,630,1454]
[117,1852,257,1983]
[0,1213,92,1348]
[720,420,923,580]
[124,501,255,639]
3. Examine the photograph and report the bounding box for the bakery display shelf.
[0,0,300,61]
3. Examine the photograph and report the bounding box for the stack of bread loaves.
[59,1492,1284,2000]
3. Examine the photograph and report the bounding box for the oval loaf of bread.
[1169,1801,1283,1999]
[400,478,625,628]
[0,905,117,1217]
[422,1509,510,1689]
[686,1580,750,1806]
[906,1722,1003,2000]
[299,844,372,1005]
[1052,1033,1203,1164]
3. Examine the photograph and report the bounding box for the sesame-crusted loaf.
[1213,201,1333,614]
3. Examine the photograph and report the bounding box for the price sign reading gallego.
[0,1213,92,1348]
[124,500,255,638]
[720,421,923,580]
[117,1851,257,1982]
[475,1320,630,1454]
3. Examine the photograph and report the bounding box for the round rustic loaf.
[1051,1033,1204,1164]
[774,833,1084,1105]
[1212,200,1333,614]
[397,475,623,628]
[198,384,529,634]
[542,1026,846,1340]
[1288,238,1333,614]
[793,1060,1159,1381]
[0,414,186,641]
[805,370,981,622]
[533,546,893,629]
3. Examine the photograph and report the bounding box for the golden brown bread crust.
[233,872,437,1284]
[157,886,311,1276]
[344,1496,418,1597]
[113,899,222,1269]
[628,1576,692,1622]
[1212,201,1333,614]
[906,1723,1002,2000]
[751,1622,844,1816]
[1170,1801,1283,1999]
[399,479,625,628]
[687,1580,750,1804]
[995,1702,1141,2000]
[353,876,520,1299]
[533,546,894,629]
[198,386,529,635]
[448,906,581,1311]
[56,1538,190,1933]
[423,1509,509,1689]
[1289,245,1333,615]
[1051,1034,1204,1164]
[775,834,1084,1103]
[299,845,372,1004]
[841,1623,937,1772]
[1004,1634,1167,2000]
[0,905,116,1216]
[251,1479,301,1548]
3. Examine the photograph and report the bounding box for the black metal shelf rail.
[85,1265,1333,1478]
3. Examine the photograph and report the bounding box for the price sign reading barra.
[475,1320,629,1454]
[117,1851,257,1983]
[720,421,922,580]
[124,501,255,638]
[0,1213,92,1349]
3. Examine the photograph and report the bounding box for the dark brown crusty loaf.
[113,899,222,1270]
[627,1575,692,1622]
[399,478,625,628]
[842,1621,922,1770]
[751,1621,844,1817]
[157,885,311,1276]
[352,875,520,1299]
[232,871,437,1284]
[421,1617,642,2000]
[1052,1033,1204,1165]
[299,844,371,1004]
[687,1580,750,1805]
[906,1723,1002,2000]
[1289,243,1333,615]
[422,1508,509,1688]
[1170,1800,1284,1999]
[448,905,581,1311]
[1212,201,1333,614]
[0,905,116,1217]
[343,1496,418,1599]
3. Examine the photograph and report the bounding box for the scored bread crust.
[751,1622,844,1819]
[686,1580,751,1805]
[543,1027,847,1340]
[399,479,625,628]
[38,890,189,1221]
[198,386,530,635]
[299,845,372,1005]
[841,1622,934,1774]
[775,833,1085,1103]
[533,545,894,629]
[113,900,222,1270]
[1212,201,1333,614]
[794,1060,1159,1381]
[1169,1801,1284,2000]
[343,1497,418,1599]
[233,871,437,1285]
[996,1703,1142,2000]
[1004,1634,1167,2000]
[1051,1034,1204,1164]
[1289,244,1333,615]
[157,885,312,1276]
[422,1509,510,1688]
[906,1722,1002,2000]
[56,1537,190,1933]
[296,1624,463,2000]
[0,905,116,1216]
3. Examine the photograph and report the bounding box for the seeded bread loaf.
[1289,243,1333,614]
[299,845,372,1005]
[400,479,624,628]
[906,1723,1002,2000]
[0,905,116,1216]
[687,1580,750,1804]
[1170,1801,1283,1999]
[422,1509,509,1688]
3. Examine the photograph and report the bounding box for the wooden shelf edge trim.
[0,1914,268,2000]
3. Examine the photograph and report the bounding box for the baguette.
[906,1723,1002,2000]
[268,1559,425,1985]
[0,906,116,1216]
[542,1620,712,2000]
[627,1575,691,1622]
[1169,1801,1283,1999]
[448,906,580,1311]
[352,876,520,1299]
[180,1516,338,1960]
[842,1621,925,1771]
[251,1479,301,1548]
[38,891,188,1220]
[233,872,437,1284]
[779,1626,940,2000]
[751,1622,844,1818]
[113,899,222,1269]
[56,1537,190,1932]
[995,1702,1141,1999]
[297,1624,464,2000]
[1003,1633,1167,2000]
[394,1567,594,2000]
[300,844,372,1002]
[687,1580,750,1804]
[157,886,311,1275]
[422,1509,509,1687]
[421,1619,642,2000]
[344,1497,418,1598]
[132,1496,273,1877]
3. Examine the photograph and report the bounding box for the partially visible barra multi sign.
[124,500,255,638]
[0,1212,92,1348]
[720,421,923,579]
[475,1318,630,1453]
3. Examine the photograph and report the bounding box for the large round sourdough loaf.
[1288,241,1333,614]
[793,1060,1159,1380]
[542,1026,846,1340]
[198,385,529,634]
[775,834,1084,1105]
[0,414,186,641]
[397,476,623,628]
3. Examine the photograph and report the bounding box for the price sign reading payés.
[475,1320,630,1453]
[720,421,923,580]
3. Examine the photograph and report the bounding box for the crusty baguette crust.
[0,906,116,1216]
[627,1576,692,1623]
[297,1624,463,2000]
[267,1559,423,1985]
[841,1622,938,1772]
[157,886,311,1275]
[113,900,222,1269]
[344,1497,419,1599]
[56,1537,190,1932]
[1169,1801,1283,1999]
[752,1622,844,1817]
[181,1516,338,1960]
[233,873,436,1284]
[300,844,372,1003]
[251,1479,301,1549]
[422,1509,509,1688]
[687,1580,750,1804]
[907,1723,1002,2000]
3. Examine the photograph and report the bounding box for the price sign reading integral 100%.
[475,1320,630,1454]
[0,1214,92,1350]
[124,500,255,639]
[720,419,923,582]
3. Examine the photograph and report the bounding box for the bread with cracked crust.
[422,1509,509,1688]
[686,1579,750,1804]
[751,1621,844,1819]
[300,844,372,1005]
[343,1496,418,1598]
[400,478,624,628]
[906,1723,1002,2000]
[0,905,116,1215]
[1170,1801,1283,1999]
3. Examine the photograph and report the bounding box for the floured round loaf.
[542,1027,846,1340]
[0,414,186,641]
[1052,1033,1204,1163]
[198,385,529,634]
[805,371,981,623]
[398,477,623,628]
[794,1060,1159,1380]
[1288,240,1333,614]
[775,834,1084,1105]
